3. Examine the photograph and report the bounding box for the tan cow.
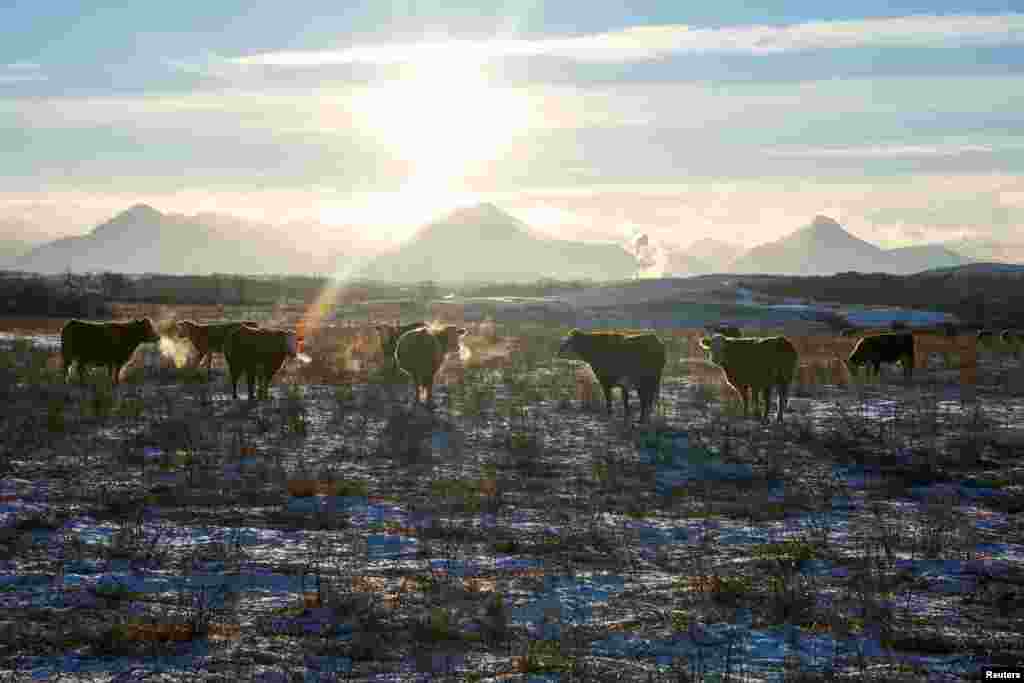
[699,334,798,423]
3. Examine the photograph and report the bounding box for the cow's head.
[174,320,195,339]
[375,324,398,347]
[136,317,160,344]
[844,350,865,377]
[284,331,299,357]
[437,325,468,355]
[697,334,726,364]
[557,329,583,358]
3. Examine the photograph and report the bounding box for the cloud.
[223,14,1024,70]
[0,61,45,84]
[763,141,1024,159]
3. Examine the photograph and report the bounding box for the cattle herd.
[55,316,1023,424]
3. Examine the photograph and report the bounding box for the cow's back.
[395,328,442,379]
[578,332,666,377]
[721,336,797,383]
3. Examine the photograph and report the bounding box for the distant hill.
[942,237,1024,265]
[918,262,1024,277]
[882,244,970,274]
[357,203,638,283]
[686,238,744,273]
[662,249,712,277]
[14,205,378,276]
[728,215,974,276]
[0,217,53,268]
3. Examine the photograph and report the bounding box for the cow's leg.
[230,369,239,399]
[778,382,789,422]
[621,385,630,422]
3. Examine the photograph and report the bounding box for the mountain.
[883,244,970,274]
[14,205,377,276]
[727,215,974,276]
[729,215,889,275]
[685,238,744,273]
[357,203,638,283]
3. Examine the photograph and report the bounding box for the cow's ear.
[569,328,580,337]
[457,328,467,337]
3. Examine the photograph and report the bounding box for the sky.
[1,1,1023,250]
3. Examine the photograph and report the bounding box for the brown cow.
[395,325,467,406]
[175,320,259,377]
[223,325,298,400]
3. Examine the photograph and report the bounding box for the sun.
[351,53,531,189]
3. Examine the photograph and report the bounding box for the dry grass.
[0,308,1019,680]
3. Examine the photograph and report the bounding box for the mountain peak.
[123,204,162,219]
[809,215,842,230]
[445,202,508,223]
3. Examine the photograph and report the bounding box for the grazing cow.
[846,332,914,380]
[61,318,161,385]
[558,329,667,423]
[395,324,467,406]
[223,325,298,400]
[698,334,798,423]
[175,320,259,376]
[376,321,427,371]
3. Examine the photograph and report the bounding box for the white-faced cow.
[558,329,667,423]
[61,318,161,385]
[698,333,798,423]
[223,325,298,400]
[395,324,467,406]
[846,332,915,380]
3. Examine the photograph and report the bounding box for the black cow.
[61,318,161,385]
[846,332,915,380]
[558,329,667,423]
